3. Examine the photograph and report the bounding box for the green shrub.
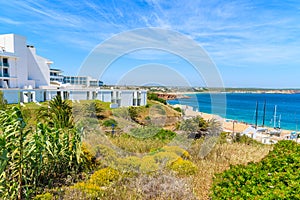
[147,93,167,105]
[129,126,161,139]
[116,156,141,173]
[128,106,138,122]
[154,129,176,140]
[81,142,97,170]
[168,158,198,175]
[152,151,179,165]
[140,156,159,173]
[102,118,118,127]
[212,140,300,199]
[95,144,118,166]
[235,134,261,145]
[129,127,176,141]
[219,131,229,143]
[89,167,121,186]
[34,193,53,200]
[66,167,121,199]
[70,182,103,198]
[145,116,151,120]
[162,146,191,159]
[173,107,182,113]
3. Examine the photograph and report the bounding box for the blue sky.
[1,0,300,88]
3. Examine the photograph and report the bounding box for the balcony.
[0,73,9,77]
[0,62,9,67]
[50,75,64,81]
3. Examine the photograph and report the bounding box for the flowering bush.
[89,167,121,186]
[168,158,198,176]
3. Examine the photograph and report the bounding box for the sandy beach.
[173,104,293,141]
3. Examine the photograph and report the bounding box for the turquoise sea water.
[167,93,300,131]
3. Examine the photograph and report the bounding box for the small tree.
[38,95,73,129]
[179,116,209,139]
[128,106,138,122]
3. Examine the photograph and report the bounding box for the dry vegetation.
[79,124,272,200]
[2,98,274,199]
[190,141,272,199]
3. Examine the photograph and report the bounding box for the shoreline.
[159,91,300,96]
[171,104,296,143]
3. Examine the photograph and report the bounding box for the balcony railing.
[0,62,9,67]
[0,73,9,77]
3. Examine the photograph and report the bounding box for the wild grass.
[190,141,272,199]
[109,135,169,153]
[80,127,272,200]
[2,99,275,199]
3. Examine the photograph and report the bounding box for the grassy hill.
[4,99,297,199]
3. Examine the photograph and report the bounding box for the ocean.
[167,93,300,131]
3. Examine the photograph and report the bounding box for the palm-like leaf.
[38,95,73,129]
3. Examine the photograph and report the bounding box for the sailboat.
[269,105,281,136]
[255,100,268,132]
[243,101,267,139]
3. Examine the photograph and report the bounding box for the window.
[3,58,8,66]
[3,68,8,77]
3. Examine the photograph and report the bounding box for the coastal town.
[1,0,300,199]
[0,32,298,146]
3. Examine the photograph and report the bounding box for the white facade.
[0,88,147,107]
[0,33,147,107]
[0,34,51,89]
[63,75,103,87]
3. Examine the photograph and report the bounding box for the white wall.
[2,90,19,104]
[0,34,29,89]
[0,34,52,89]
[120,91,134,107]
[13,34,31,89]
[27,47,50,87]
[98,90,112,102]
[1,88,147,107]
[35,90,45,102]
[69,91,89,100]
[141,91,147,106]
[0,34,15,53]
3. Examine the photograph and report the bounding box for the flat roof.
[50,68,63,72]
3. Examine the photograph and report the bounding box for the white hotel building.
[0,34,147,107]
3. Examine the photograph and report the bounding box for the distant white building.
[0,33,147,107]
[50,69,103,87]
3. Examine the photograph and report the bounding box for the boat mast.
[273,105,277,128]
[262,100,266,127]
[255,101,258,129]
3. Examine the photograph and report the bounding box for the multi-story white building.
[0,33,147,107]
[0,34,51,89]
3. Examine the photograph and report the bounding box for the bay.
[167,93,300,131]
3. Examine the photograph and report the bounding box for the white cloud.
[0,17,20,25]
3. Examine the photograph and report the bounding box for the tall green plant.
[0,107,31,199]
[0,105,84,199]
[0,91,7,110]
[38,95,73,129]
